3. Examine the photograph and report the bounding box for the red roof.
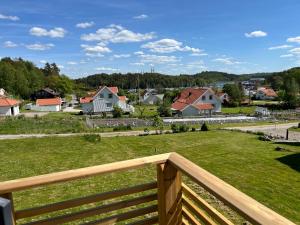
[119,96,126,101]
[108,86,118,94]
[0,98,20,107]
[172,88,208,111]
[192,103,214,110]
[80,96,93,104]
[36,98,61,106]
[259,88,277,97]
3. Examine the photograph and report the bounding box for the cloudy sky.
[1,0,300,77]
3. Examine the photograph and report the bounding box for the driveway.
[225,123,300,141]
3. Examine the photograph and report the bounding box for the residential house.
[33,98,62,112]
[31,88,60,100]
[80,86,134,114]
[141,89,164,105]
[0,88,6,97]
[0,97,20,116]
[255,87,278,100]
[171,87,221,116]
[216,92,229,104]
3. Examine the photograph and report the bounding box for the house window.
[209,95,213,100]
[108,93,113,99]
[106,103,112,107]
[202,96,206,101]
[99,94,104,98]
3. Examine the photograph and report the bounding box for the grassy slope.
[0,131,299,224]
[222,106,256,114]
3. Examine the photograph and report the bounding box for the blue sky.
[1,0,300,78]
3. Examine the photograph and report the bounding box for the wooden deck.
[0,153,296,225]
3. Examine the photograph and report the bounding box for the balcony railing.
[0,153,296,225]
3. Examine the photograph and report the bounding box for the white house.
[33,98,62,112]
[171,87,221,117]
[0,97,20,116]
[256,87,277,100]
[80,86,134,114]
[0,88,6,97]
[216,92,229,104]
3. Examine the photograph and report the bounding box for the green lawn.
[222,106,256,115]
[0,131,299,224]
[252,100,280,105]
[133,105,158,118]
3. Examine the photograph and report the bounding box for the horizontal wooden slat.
[81,204,158,225]
[16,182,157,219]
[127,216,158,225]
[0,153,170,194]
[183,196,217,225]
[169,152,296,225]
[23,194,157,225]
[182,207,201,225]
[182,183,234,225]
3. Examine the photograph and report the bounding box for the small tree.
[112,105,123,118]
[157,101,172,117]
[201,123,209,131]
[152,115,164,134]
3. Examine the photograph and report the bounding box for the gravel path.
[225,123,300,141]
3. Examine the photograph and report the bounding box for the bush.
[191,127,196,132]
[298,123,300,128]
[113,124,132,131]
[144,128,150,135]
[179,124,189,132]
[17,114,26,120]
[83,134,101,143]
[112,106,123,118]
[201,123,209,131]
[171,124,180,133]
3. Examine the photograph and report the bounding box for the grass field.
[0,131,299,224]
[222,106,256,115]
[133,105,158,118]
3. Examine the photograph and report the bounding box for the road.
[225,122,300,141]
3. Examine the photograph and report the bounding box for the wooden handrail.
[0,153,170,194]
[169,152,296,225]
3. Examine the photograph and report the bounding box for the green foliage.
[113,125,132,131]
[83,134,101,143]
[191,127,196,132]
[157,101,172,117]
[112,106,123,118]
[223,83,243,105]
[171,124,180,133]
[171,123,189,133]
[201,123,209,131]
[152,115,164,133]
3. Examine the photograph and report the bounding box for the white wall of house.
[181,105,200,117]
[194,90,222,112]
[0,105,20,116]
[81,102,93,114]
[32,105,61,112]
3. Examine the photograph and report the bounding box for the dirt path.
[225,123,300,141]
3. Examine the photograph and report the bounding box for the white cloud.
[81,43,111,57]
[81,24,155,43]
[25,43,54,51]
[0,13,19,21]
[67,61,77,65]
[58,65,64,69]
[268,45,292,50]
[186,60,207,70]
[245,30,267,38]
[113,54,131,58]
[96,67,119,72]
[140,54,179,64]
[280,54,294,58]
[130,62,145,66]
[133,14,148,19]
[287,36,300,44]
[76,21,95,28]
[190,53,208,56]
[30,27,67,38]
[134,51,144,55]
[142,38,201,53]
[3,41,18,48]
[214,57,243,65]
[39,60,47,64]
[289,48,300,54]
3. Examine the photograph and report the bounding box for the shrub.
[83,134,101,143]
[112,106,123,118]
[191,127,196,132]
[171,124,180,133]
[298,123,300,128]
[179,124,189,132]
[144,128,150,135]
[113,125,132,131]
[201,123,209,131]
[17,114,26,120]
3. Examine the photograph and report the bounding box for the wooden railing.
[0,153,296,225]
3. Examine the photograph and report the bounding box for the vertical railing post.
[0,193,16,225]
[157,162,182,225]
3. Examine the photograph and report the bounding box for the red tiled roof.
[258,88,277,97]
[172,88,208,111]
[119,96,126,101]
[192,103,214,110]
[108,86,118,94]
[0,98,20,107]
[36,98,61,106]
[80,97,93,104]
